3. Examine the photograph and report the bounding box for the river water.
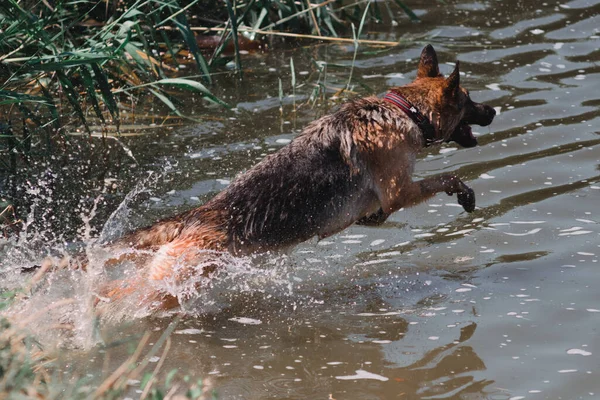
[2,0,600,399]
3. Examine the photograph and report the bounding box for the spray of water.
[0,169,296,349]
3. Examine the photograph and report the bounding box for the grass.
[0,0,232,182]
[0,291,215,399]
[193,0,419,72]
[0,0,418,169]
[0,0,234,229]
[0,0,418,124]
[0,0,223,131]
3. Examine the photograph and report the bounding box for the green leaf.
[170,10,212,84]
[250,8,268,40]
[122,8,145,19]
[224,0,243,78]
[290,57,296,110]
[153,78,206,93]
[91,63,120,128]
[165,369,177,388]
[56,70,90,134]
[140,372,153,391]
[392,0,420,22]
[290,57,296,88]
[79,65,106,125]
[154,0,200,27]
[148,88,180,114]
[0,90,51,105]
[322,9,338,37]
[2,0,58,53]
[113,30,133,54]
[118,20,137,37]
[153,78,229,108]
[125,43,151,68]
[357,1,371,36]
[278,78,283,102]
[24,56,113,72]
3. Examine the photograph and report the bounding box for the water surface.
[2,0,600,399]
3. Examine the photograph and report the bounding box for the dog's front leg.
[387,175,475,213]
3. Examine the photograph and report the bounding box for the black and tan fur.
[104,45,495,308]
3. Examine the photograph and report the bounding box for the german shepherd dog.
[102,45,495,310]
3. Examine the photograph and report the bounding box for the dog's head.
[414,45,496,148]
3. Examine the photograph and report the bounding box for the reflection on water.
[2,0,600,398]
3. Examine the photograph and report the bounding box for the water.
[2,0,600,398]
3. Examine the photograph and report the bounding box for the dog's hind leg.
[98,235,223,312]
[356,208,390,226]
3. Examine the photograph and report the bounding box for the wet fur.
[105,45,495,308]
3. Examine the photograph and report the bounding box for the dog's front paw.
[457,187,475,212]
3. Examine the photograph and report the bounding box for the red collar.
[383,91,438,146]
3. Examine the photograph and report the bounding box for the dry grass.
[0,305,214,399]
[192,26,404,46]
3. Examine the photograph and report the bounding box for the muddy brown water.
[3,0,600,399]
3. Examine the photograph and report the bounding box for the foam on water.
[335,369,389,381]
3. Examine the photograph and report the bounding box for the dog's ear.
[417,44,440,78]
[444,61,460,97]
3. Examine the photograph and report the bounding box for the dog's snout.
[478,105,496,126]
[464,102,496,127]
[487,106,496,121]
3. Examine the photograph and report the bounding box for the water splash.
[98,169,168,245]
[0,170,298,349]
[94,247,294,322]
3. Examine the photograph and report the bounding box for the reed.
[0,0,223,148]
[0,292,215,399]
[0,0,417,160]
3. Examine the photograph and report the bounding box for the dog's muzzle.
[466,103,496,127]
[448,103,496,148]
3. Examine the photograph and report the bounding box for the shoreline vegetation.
[0,0,417,397]
[0,294,214,399]
[0,0,418,152]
